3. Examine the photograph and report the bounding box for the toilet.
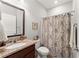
[35,40,49,58]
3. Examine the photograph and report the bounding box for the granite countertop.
[0,39,39,58]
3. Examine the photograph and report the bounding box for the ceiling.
[37,0,72,9]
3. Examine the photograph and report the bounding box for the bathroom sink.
[6,43,26,49]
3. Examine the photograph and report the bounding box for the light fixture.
[54,0,58,4]
[17,0,24,2]
[17,0,20,1]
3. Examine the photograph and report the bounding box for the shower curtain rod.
[68,10,75,16]
[45,10,75,18]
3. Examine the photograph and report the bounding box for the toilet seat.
[37,47,49,55]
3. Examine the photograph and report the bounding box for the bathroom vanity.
[6,44,35,58]
[0,39,38,58]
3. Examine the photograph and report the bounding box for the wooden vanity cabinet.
[5,44,35,58]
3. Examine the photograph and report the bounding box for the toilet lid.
[37,47,49,53]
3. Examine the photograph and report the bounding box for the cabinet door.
[24,50,35,58]
[24,44,35,58]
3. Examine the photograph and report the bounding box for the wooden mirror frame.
[0,0,25,37]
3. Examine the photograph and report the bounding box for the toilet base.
[41,55,47,58]
[36,47,49,58]
[37,54,47,58]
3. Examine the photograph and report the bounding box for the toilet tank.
[35,39,40,49]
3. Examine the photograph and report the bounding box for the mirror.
[0,1,25,37]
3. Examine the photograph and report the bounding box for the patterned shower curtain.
[42,13,71,58]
